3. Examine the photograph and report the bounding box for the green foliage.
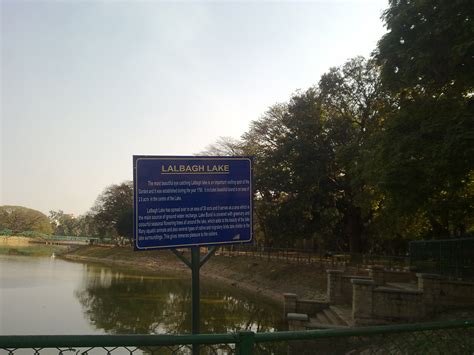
[48,210,101,238]
[49,210,79,236]
[319,57,391,252]
[239,58,390,252]
[242,93,337,246]
[377,0,474,96]
[17,230,50,238]
[204,38,472,250]
[0,205,53,235]
[0,244,66,256]
[374,0,474,238]
[91,181,134,240]
[371,95,474,237]
[0,229,13,236]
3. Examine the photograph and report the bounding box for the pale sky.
[1,0,387,216]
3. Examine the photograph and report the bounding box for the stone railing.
[284,293,328,316]
[288,266,474,327]
[418,273,474,310]
[352,273,474,325]
[351,279,424,325]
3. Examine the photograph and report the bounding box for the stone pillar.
[327,269,344,304]
[369,266,385,286]
[284,293,298,317]
[352,279,375,325]
[417,273,444,313]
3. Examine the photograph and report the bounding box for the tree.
[91,181,133,240]
[376,0,474,97]
[198,136,243,156]
[375,0,474,237]
[371,95,474,237]
[75,213,100,238]
[241,104,291,246]
[0,205,53,234]
[242,91,341,248]
[318,56,393,252]
[239,58,389,253]
[49,210,80,236]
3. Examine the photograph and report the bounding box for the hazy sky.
[1,0,387,216]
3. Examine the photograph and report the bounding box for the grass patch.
[0,245,67,257]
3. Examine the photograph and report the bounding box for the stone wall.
[442,280,474,304]
[284,293,327,318]
[352,279,425,325]
[327,267,418,304]
[384,270,417,283]
[352,273,474,325]
[372,288,424,322]
[418,273,474,311]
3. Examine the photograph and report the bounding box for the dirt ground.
[0,236,36,246]
[61,245,328,305]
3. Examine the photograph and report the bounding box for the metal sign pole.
[191,246,200,338]
[171,246,218,355]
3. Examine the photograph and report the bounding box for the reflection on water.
[75,263,286,335]
[1,256,287,354]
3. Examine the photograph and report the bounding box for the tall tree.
[49,210,80,236]
[75,213,100,238]
[242,91,340,248]
[319,57,390,252]
[91,181,134,240]
[242,104,291,246]
[375,0,474,237]
[372,95,474,237]
[376,0,474,97]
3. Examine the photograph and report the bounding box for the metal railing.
[1,319,473,354]
[410,237,474,280]
[218,245,409,270]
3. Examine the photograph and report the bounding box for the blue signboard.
[133,156,253,250]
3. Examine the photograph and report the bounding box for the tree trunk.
[345,206,364,253]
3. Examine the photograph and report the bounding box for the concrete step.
[316,311,330,324]
[323,308,345,326]
[329,305,352,326]
[386,282,418,291]
[306,318,349,329]
[307,306,351,329]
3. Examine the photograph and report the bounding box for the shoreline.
[0,236,37,246]
[60,246,328,306]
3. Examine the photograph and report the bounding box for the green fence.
[410,238,474,280]
[1,320,473,354]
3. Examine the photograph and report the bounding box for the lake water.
[0,255,285,336]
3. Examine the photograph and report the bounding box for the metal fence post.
[237,331,255,355]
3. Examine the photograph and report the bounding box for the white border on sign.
[134,156,253,250]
